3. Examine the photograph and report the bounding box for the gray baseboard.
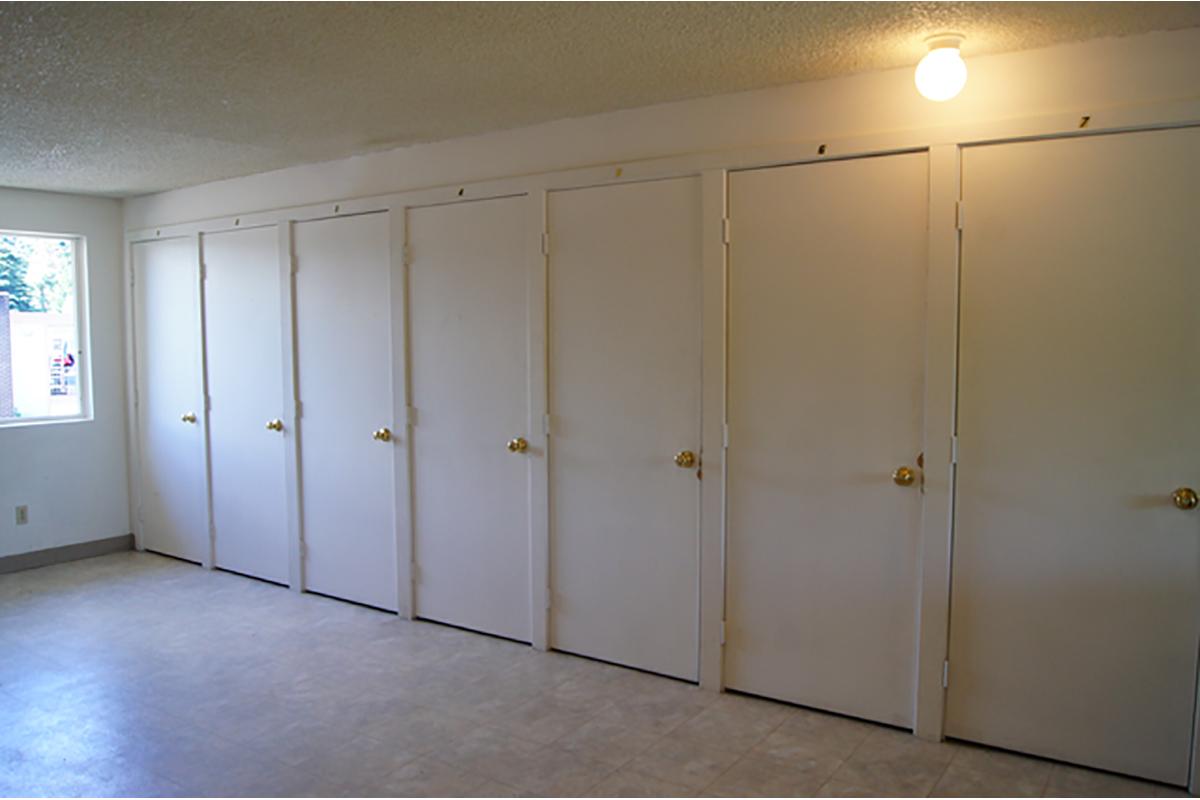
[0,534,134,576]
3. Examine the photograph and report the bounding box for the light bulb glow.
[915,43,967,101]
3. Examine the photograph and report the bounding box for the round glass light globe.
[915,47,968,101]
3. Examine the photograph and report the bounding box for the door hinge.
[402,243,412,267]
[543,413,553,436]
[290,254,299,274]
[205,395,212,412]
[955,201,966,231]
[296,400,303,419]
[541,232,550,257]
[722,423,730,449]
[942,660,950,689]
[406,405,417,427]
[299,539,307,559]
[722,217,731,245]
[950,434,959,465]
[545,589,552,611]
[411,562,420,584]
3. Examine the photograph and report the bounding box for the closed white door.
[294,212,398,611]
[947,129,1200,785]
[132,237,209,564]
[725,153,929,727]
[548,177,702,681]
[408,196,532,641]
[202,226,290,584]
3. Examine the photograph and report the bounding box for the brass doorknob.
[893,466,917,486]
[507,437,529,453]
[180,412,197,424]
[674,450,696,469]
[1172,487,1198,511]
[372,427,393,442]
[265,419,284,432]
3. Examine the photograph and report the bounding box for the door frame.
[124,102,1200,787]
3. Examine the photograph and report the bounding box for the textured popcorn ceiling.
[2,2,1198,197]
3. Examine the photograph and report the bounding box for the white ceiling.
[2,2,1198,197]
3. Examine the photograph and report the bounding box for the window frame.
[0,228,93,428]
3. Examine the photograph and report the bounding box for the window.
[0,231,89,424]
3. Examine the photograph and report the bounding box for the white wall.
[0,188,129,557]
[125,27,1200,229]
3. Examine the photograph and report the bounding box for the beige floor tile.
[512,745,616,797]
[499,695,602,745]
[437,724,547,787]
[930,743,1052,797]
[590,767,699,797]
[555,716,665,767]
[753,708,874,762]
[815,778,902,797]
[708,751,844,797]
[292,733,422,793]
[829,727,958,796]
[1044,763,1164,797]
[2,552,1188,799]
[670,693,794,755]
[628,736,742,789]
[373,755,492,797]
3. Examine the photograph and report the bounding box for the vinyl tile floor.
[0,552,1188,798]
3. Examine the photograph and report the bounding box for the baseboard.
[0,534,135,576]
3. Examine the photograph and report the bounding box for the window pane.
[0,233,83,422]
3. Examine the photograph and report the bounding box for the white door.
[408,196,532,641]
[946,128,1200,785]
[294,212,398,611]
[548,177,702,681]
[132,237,209,564]
[203,226,290,584]
[725,153,929,727]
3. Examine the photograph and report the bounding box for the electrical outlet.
[15,506,29,525]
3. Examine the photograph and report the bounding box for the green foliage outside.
[0,234,74,313]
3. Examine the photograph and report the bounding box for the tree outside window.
[0,233,84,423]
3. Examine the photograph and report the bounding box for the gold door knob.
[372,427,393,442]
[1172,487,1198,511]
[265,419,284,432]
[893,466,917,486]
[180,412,197,424]
[507,437,529,453]
[674,450,697,469]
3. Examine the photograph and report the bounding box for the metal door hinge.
[205,395,212,412]
[290,255,299,274]
[296,400,303,419]
[543,413,553,436]
[545,590,552,611]
[406,405,417,427]
[950,435,959,465]
[402,243,412,267]
[722,217,731,245]
[411,562,420,584]
[942,660,950,689]
[722,423,730,449]
[541,232,550,257]
[956,201,966,231]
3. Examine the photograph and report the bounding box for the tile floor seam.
[925,746,957,797]
[820,722,878,790]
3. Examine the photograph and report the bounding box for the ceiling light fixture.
[915,34,967,102]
